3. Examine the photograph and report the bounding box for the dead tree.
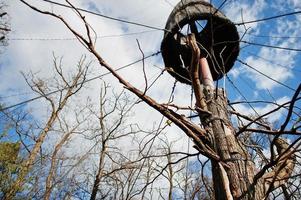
[185,32,298,200]
[0,1,10,48]
[18,0,301,199]
[3,56,90,200]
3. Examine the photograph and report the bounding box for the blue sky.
[0,1,300,199]
[1,0,300,158]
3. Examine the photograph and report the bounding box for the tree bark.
[204,90,259,200]
[16,2,297,199]
[187,34,296,200]
[188,34,259,200]
[90,145,106,200]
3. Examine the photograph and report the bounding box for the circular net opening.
[161,0,240,84]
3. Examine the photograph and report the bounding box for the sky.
[0,0,300,198]
[1,0,301,175]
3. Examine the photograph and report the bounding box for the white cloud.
[233,96,290,123]
[1,0,200,159]
[2,0,296,161]
[224,0,266,30]
[233,0,301,91]
[1,0,300,198]
[244,54,293,90]
[228,66,241,79]
[243,17,301,90]
[223,0,267,79]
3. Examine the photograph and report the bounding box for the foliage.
[1,1,301,199]
[0,142,21,197]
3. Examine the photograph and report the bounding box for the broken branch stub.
[161,0,239,84]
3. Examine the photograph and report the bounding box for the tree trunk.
[90,145,106,200]
[187,34,263,200]
[203,89,262,200]
[186,33,296,200]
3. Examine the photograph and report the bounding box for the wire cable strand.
[226,75,260,117]
[213,0,229,15]
[40,0,171,32]
[246,51,301,73]
[241,31,301,39]
[241,41,301,52]
[235,10,301,26]
[9,30,158,41]
[0,51,161,112]
[237,59,296,91]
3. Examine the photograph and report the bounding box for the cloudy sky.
[1,0,301,150]
[0,1,300,198]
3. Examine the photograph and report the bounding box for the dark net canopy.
[161,0,240,84]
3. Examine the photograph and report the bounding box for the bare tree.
[6,1,301,199]
[89,84,139,200]
[0,1,10,50]
[2,55,90,199]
